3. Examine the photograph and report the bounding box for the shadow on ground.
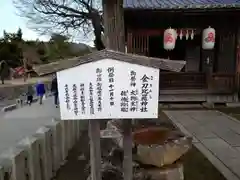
[55,131,90,180]
[55,112,226,180]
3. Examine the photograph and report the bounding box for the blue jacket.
[36,83,45,96]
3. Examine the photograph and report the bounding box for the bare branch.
[13,0,105,50]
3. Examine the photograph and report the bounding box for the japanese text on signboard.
[57,59,159,119]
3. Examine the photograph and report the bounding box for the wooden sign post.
[89,120,101,180]
[123,120,133,180]
[55,50,169,180]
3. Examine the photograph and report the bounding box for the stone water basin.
[133,127,192,168]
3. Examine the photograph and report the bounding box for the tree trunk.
[92,12,105,51]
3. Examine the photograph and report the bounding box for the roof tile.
[123,0,240,9]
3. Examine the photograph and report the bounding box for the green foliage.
[50,33,69,43]
[0,30,92,69]
[40,55,49,63]
[0,29,23,67]
[37,47,45,55]
[16,28,23,41]
[43,33,92,61]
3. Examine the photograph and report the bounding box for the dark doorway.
[148,35,186,61]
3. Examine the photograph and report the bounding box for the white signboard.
[57,58,159,120]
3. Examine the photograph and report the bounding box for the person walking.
[26,85,34,105]
[0,61,8,84]
[51,75,59,108]
[36,80,45,105]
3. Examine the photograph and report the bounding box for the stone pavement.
[0,97,60,153]
[164,110,240,180]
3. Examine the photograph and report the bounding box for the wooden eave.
[33,49,186,76]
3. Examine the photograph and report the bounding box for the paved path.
[0,97,60,153]
[0,76,51,87]
[164,110,240,180]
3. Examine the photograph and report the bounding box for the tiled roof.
[33,49,186,76]
[123,0,240,9]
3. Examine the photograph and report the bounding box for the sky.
[0,1,95,46]
[0,1,50,41]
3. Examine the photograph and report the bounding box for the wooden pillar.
[127,32,132,53]
[102,0,125,51]
[202,50,214,90]
[122,120,133,180]
[102,2,131,180]
[235,26,240,100]
[115,0,125,52]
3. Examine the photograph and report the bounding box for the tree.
[0,30,23,67]
[49,33,71,59]
[3,30,9,42]
[3,28,23,43]
[16,28,23,41]
[14,0,105,50]
[50,33,69,43]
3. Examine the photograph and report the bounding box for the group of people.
[26,74,59,108]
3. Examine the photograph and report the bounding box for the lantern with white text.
[163,28,177,50]
[202,27,215,50]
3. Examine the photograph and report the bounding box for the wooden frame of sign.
[55,49,186,180]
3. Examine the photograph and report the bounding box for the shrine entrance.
[148,33,202,72]
[125,10,238,95]
[149,35,186,62]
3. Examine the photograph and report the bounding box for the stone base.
[141,163,184,180]
[226,102,240,107]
